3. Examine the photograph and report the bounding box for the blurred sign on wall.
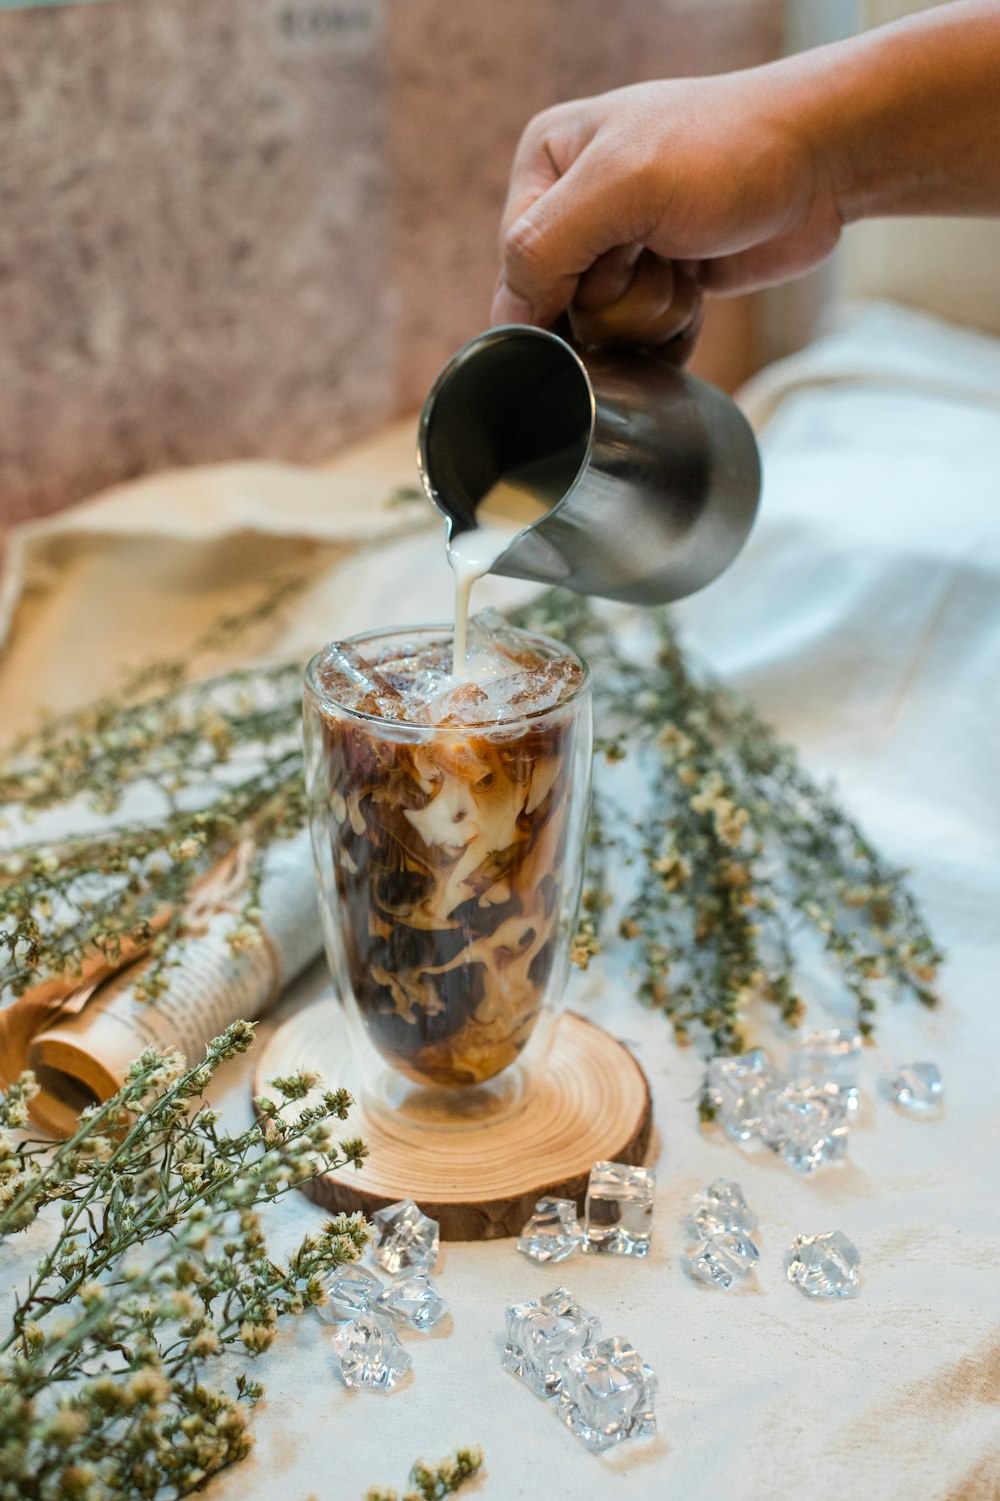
[268,0,381,53]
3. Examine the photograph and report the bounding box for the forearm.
[790,1,1000,221]
[492,1,1000,330]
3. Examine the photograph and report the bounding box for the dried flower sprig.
[0,1021,373,1499]
[362,1446,484,1501]
[512,591,942,1091]
[0,579,310,1003]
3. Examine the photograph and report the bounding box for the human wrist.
[777,2,1000,225]
[756,41,872,233]
[794,24,938,226]
[734,53,847,241]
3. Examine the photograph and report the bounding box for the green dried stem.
[1,614,306,999]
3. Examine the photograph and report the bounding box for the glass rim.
[303,621,591,730]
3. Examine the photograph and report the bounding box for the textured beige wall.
[0,0,782,527]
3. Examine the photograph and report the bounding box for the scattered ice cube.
[793,1027,861,1111]
[371,1199,440,1275]
[517,1198,583,1264]
[785,1231,861,1299]
[503,1287,601,1399]
[685,1178,758,1240]
[706,1049,776,1141]
[374,1271,449,1331]
[760,1081,850,1174]
[684,1230,760,1290]
[889,1062,944,1113]
[316,1263,383,1324]
[583,1162,655,1257]
[794,1027,861,1084]
[558,1336,658,1453]
[330,1311,412,1390]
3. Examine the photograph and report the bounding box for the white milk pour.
[447,448,576,677]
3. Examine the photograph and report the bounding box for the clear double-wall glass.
[303,624,592,1129]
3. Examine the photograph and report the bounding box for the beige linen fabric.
[0,421,426,736]
[1,303,998,1499]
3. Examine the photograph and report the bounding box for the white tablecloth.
[2,302,999,1499]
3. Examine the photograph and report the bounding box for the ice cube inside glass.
[303,619,592,1124]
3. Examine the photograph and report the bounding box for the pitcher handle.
[555,252,699,352]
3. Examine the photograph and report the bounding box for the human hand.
[492,71,842,357]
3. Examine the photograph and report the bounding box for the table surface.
[3,302,999,1501]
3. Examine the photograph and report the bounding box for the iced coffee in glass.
[303,612,592,1125]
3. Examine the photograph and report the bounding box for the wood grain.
[254,1008,652,1241]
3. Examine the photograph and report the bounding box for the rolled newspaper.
[0,833,323,1135]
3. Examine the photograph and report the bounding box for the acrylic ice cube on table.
[329,1312,413,1392]
[371,1199,440,1276]
[503,1288,602,1399]
[684,1230,761,1290]
[374,1272,449,1331]
[785,1232,862,1300]
[584,1162,656,1257]
[559,1337,658,1452]
[517,1198,584,1264]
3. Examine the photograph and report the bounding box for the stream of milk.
[447,449,576,677]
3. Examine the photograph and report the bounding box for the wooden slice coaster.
[254,1005,652,1241]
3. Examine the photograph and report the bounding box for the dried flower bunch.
[0,1024,483,1499]
[0,577,941,1109]
[0,1020,375,1498]
[508,592,941,1106]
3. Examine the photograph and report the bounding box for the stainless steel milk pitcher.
[417,323,761,606]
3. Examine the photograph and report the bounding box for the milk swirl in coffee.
[306,464,589,1092]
